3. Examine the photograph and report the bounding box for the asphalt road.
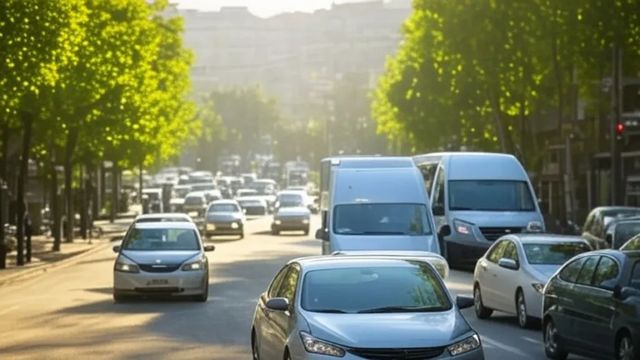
[0,215,586,359]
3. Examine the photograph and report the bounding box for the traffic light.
[616,122,625,136]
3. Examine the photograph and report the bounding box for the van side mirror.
[315,228,329,241]
[438,225,451,239]
[456,295,474,309]
[204,245,216,252]
[432,204,445,216]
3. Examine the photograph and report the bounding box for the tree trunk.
[64,127,79,243]
[110,162,118,223]
[16,111,33,266]
[551,24,567,225]
[0,123,8,269]
[51,160,61,251]
[138,161,143,205]
[80,165,87,240]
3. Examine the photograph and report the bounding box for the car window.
[630,262,640,290]
[418,163,438,197]
[268,266,289,299]
[276,265,300,303]
[209,204,239,213]
[523,243,590,265]
[333,203,432,236]
[503,241,519,262]
[621,235,640,251]
[487,240,508,263]
[559,257,587,283]
[433,167,445,210]
[122,228,200,251]
[575,256,599,286]
[592,256,619,289]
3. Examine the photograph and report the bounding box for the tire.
[516,290,533,329]
[252,331,260,360]
[304,227,310,236]
[473,284,493,319]
[617,333,636,360]
[113,292,127,303]
[544,319,568,360]
[193,279,209,302]
[271,229,279,236]
[240,232,245,239]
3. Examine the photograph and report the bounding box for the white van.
[413,152,545,268]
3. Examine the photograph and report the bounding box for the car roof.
[591,206,640,214]
[277,190,304,196]
[210,199,240,205]
[133,221,199,230]
[579,249,640,261]
[185,191,207,197]
[505,234,589,245]
[289,255,436,272]
[135,213,191,220]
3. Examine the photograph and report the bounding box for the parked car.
[183,192,208,217]
[204,200,245,238]
[413,152,545,268]
[542,249,640,360]
[112,221,214,302]
[473,234,591,328]
[251,256,483,360]
[582,206,640,249]
[133,213,193,224]
[607,217,640,249]
[237,196,268,216]
[271,191,311,235]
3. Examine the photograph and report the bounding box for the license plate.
[148,279,169,286]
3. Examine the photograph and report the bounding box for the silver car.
[473,234,591,328]
[112,222,214,302]
[133,213,193,224]
[251,256,484,360]
[204,200,245,238]
[271,191,311,235]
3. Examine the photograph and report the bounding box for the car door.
[431,166,447,229]
[567,255,600,349]
[551,256,588,338]
[258,266,289,360]
[269,264,300,360]
[585,256,620,356]
[492,240,521,312]
[479,240,508,309]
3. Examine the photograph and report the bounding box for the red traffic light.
[616,122,625,135]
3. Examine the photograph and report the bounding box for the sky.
[173,0,378,18]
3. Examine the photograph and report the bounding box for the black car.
[542,249,640,360]
[582,207,640,249]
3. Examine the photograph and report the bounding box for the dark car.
[542,249,640,360]
[607,217,640,249]
[582,207,640,250]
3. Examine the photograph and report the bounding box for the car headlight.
[448,334,481,356]
[182,258,205,271]
[531,282,545,293]
[300,332,345,357]
[206,223,216,230]
[114,260,140,273]
[302,218,310,224]
[274,219,282,225]
[231,222,239,229]
[526,221,544,233]
[453,219,473,235]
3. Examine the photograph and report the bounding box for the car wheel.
[240,232,245,239]
[473,284,493,319]
[252,332,260,360]
[516,290,533,329]
[304,228,310,236]
[194,279,209,302]
[271,229,279,235]
[544,319,568,360]
[113,292,127,303]
[617,333,635,360]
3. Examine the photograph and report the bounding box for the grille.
[347,347,445,360]
[135,287,181,294]
[479,227,522,241]
[139,264,180,273]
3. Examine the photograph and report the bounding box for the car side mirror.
[265,297,289,311]
[456,295,474,309]
[498,258,519,270]
[432,204,445,216]
[112,245,121,253]
[438,225,451,239]
[204,245,216,252]
[315,228,329,241]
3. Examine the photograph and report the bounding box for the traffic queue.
[112,153,640,360]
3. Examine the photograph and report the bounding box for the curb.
[0,240,113,288]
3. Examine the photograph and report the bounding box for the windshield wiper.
[310,309,350,314]
[357,306,445,313]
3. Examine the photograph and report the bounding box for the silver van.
[316,157,441,256]
[413,152,544,268]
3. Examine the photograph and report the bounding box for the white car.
[133,213,193,224]
[473,234,591,328]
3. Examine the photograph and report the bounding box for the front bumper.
[205,222,243,235]
[446,240,491,267]
[272,219,310,231]
[114,269,206,296]
[290,347,484,360]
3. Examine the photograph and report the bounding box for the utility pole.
[611,47,623,205]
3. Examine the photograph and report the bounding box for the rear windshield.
[334,203,432,235]
[185,196,204,205]
[449,180,535,211]
[523,243,591,265]
[123,228,199,251]
[208,204,239,213]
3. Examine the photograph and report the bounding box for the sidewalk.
[0,211,137,287]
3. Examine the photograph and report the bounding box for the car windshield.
[185,196,203,205]
[192,184,215,191]
[615,222,640,245]
[209,204,239,213]
[136,217,188,223]
[122,228,200,251]
[239,200,261,206]
[278,194,304,207]
[334,203,432,235]
[523,243,590,265]
[301,264,451,313]
[448,180,535,211]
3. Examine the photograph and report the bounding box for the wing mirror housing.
[265,297,289,311]
[456,295,474,309]
[204,245,216,252]
[315,228,329,241]
[498,258,519,270]
[112,245,121,253]
[438,225,451,239]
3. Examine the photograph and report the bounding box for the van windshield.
[333,203,432,235]
[448,180,535,211]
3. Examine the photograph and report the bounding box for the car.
[621,234,640,251]
[236,188,258,198]
[112,221,214,302]
[169,184,193,212]
[204,200,245,238]
[542,249,640,360]
[607,217,640,249]
[183,192,208,217]
[251,256,484,360]
[413,152,545,268]
[284,188,318,214]
[237,196,268,216]
[241,173,258,186]
[189,182,222,202]
[271,191,311,235]
[133,213,194,224]
[142,188,164,213]
[582,206,640,249]
[250,179,278,211]
[473,234,591,328]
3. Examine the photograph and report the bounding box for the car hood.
[276,207,310,217]
[303,310,471,348]
[332,234,439,254]
[529,264,561,282]
[448,210,544,229]
[207,213,242,222]
[120,250,199,265]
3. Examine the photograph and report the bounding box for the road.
[0,215,585,359]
